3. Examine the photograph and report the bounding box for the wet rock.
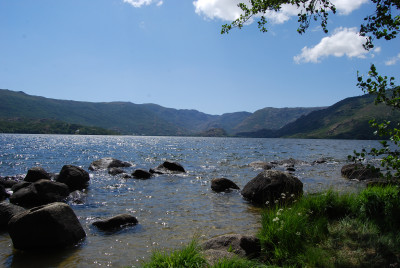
[89,157,132,171]
[313,158,327,164]
[10,179,69,208]
[24,167,51,183]
[151,161,186,174]
[341,163,380,181]
[67,190,87,205]
[241,170,303,205]
[0,202,26,230]
[108,167,125,176]
[276,158,307,167]
[0,185,9,201]
[0,178,19,188]
[11,182,32,193]
[211,178,240,192]
[8,202,86,250]
[92,214,138,231]
[248,161,274,170]
[132,169,152,179]
[56,165,90,191]
[286,167,296,172]
[202,234,261,259]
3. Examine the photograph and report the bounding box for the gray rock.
[241,170,303,205]
[56,165,90,191]
[211,178,240,192]
[89,157,132,171]
[248,161,274,170]
[11,182,31,193]
[24,167,51,183]
[0,202,25,230]
[132,169,152,179]
[10,179,69,208]
[341,163,380,181]
[202,234,260,259]
[92,214,138,231]
[8,202,86,249]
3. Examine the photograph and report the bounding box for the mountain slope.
[237,94,400,140]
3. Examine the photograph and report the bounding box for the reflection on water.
[0,134,379,267]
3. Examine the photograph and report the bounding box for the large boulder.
[132,169,152,179]
[92,214,138,231]
[211,178,240,192]
[89,157,132,171]
[341,163,380,181]
[0,202,25,230]
[150,161,186,174]
[10,179,69,208]
[24,167,51,183]
[8,202,86,249]
[56,165,90,191]
[241,170,303,205]
[202,234,261,259]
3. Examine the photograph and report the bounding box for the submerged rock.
[8,202,86,249]
[211,178,240,192]
[241,170,303,205]
[248,161,274,170]
[92,214,138,231]
[56,165,90,191]
[108,167,125,176]
[341,163,380,181]
[89,157,132,171]
[132,169,152,180]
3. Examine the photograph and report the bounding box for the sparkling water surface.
[0,134,380,267]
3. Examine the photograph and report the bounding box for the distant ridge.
[0,89,322,136]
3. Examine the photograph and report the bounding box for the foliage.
[0,118,118,135]
[258,186,400,267]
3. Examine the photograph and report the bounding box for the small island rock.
[341,163,380,181]
[241,170,303,205]
[151,161,186,174]
[56,165,90,191]
[89,157,132,171]
[132,169,152,179]
[92,214,138,231]
[211,178,240,192]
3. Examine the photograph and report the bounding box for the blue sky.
[0,0,399,115]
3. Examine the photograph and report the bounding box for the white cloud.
[385,53,400,66]
[123,0,155,8]
[157,1,163,6]
[332,0,369,15]
[294,27,369,63]
[193,0,368,22]
[193,0,248,21]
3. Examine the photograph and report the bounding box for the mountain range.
[1,89,399,139]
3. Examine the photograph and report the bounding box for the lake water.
[0,134,380,267]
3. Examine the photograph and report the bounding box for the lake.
[0,134,380,267]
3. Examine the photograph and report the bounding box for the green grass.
[141,186,400,267]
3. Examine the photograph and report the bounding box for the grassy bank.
[141,185,400,267]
